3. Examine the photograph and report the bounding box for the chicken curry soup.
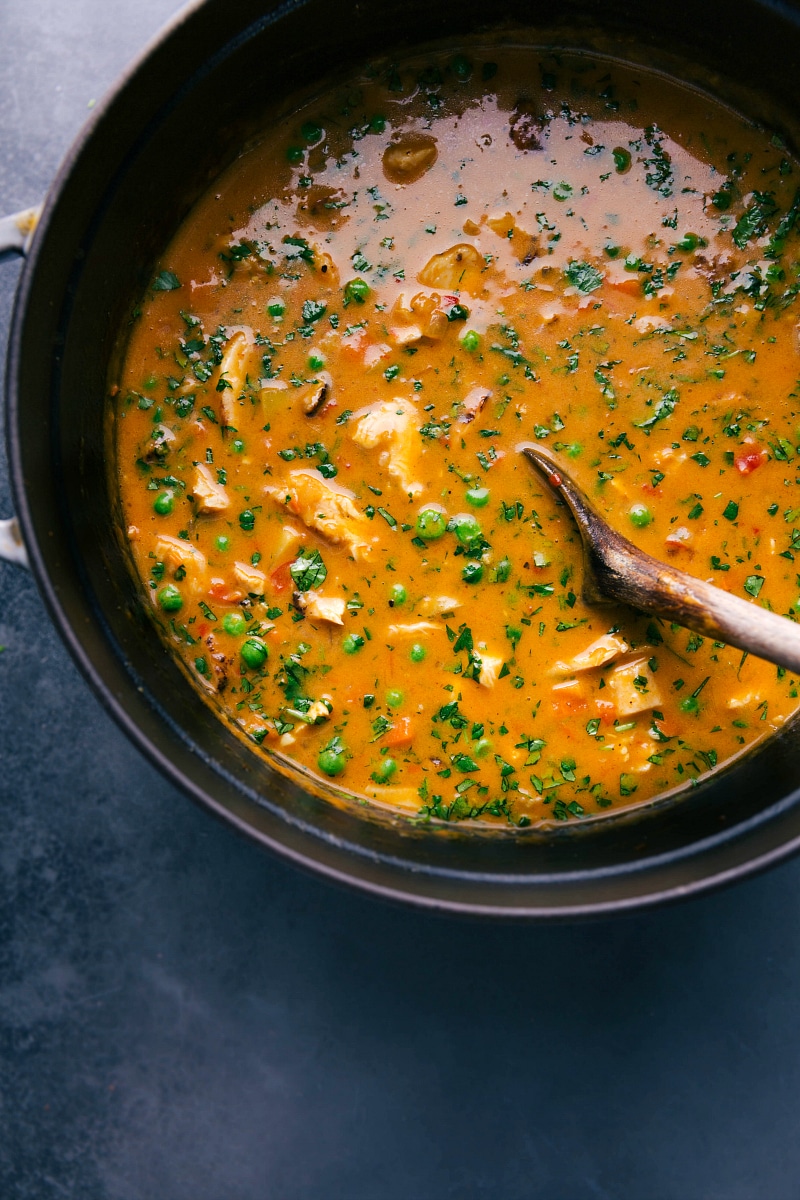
[115,47,800,828]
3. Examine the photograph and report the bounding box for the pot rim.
[7,0,800,919]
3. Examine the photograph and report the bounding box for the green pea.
[239,509,255,532]
[301,121,323,144]
[450,512,482,544]
[223,612,247,636]
[462,562,483,584]
[344,278,370,304]
[712,187,732,210]
[474,737,493,758]
[409,643,426,662]
[318,747,346,777]
[215,534,230,552]
[675,232,699,252]
[386,688,404,708]
[157,585,183,613]
[389,583,407,607]
[231,439,245,454]
[604,242,621,258]
[240,637,268,669]
[416,507,447,540]
[286,145,304,164]
[153,490,174,516]
[308,354,325,370]
[371,757,397,783]
[343,633,365,654]
[613,146,632,173]
[680,696,700,715]
[267,298,285,318]
[369,114,386,133]
[465,486,489,508]
[452,54,472,80]
[461,329,480,352]
[629,503,653,528]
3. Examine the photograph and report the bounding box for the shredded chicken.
[418,595,461,616]
[264,471,375,559]
[350,399,423,498]
[553,632,629,675]
[300,591,346,625]
[387,621,439,637]
[191,463,230,514]
[476,653,504,689]
[607,658,663,716]
[214,330,252,425]
[154,534,207,586]
[233,560,267,593]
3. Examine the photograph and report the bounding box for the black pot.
[5,0,800,917]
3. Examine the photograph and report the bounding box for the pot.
[4,0,800,918]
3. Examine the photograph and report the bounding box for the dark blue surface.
[2,3,800,1196]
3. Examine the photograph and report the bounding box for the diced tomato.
[551,690,588,716]
[641,483,663,496]
[605,276,641,297]
[270,561,294,591]
[197,623,208,638]
[208,578,243,603]
[651,716,678,739]
[735,449,766,475]
[594,698,617,725]
[384,715,415,748]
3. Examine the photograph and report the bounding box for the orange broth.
[114,46,800,828]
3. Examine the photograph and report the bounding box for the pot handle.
[0,205,40,571]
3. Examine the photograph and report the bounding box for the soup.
[113,45,800,828]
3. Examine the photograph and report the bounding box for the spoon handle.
[521,444,800,676]
[589,529,800,675]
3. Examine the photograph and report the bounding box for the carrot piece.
[385,715,415,747]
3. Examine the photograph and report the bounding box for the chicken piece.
[264,471,374,559]
[476,653,504,689]
[417,244,485,295]
[233,560,267,593]
[154,534,207,590]
[144,423,176,463]
[551,678,588,715]
[191,462,230,514]
[486,211,538,263]
[553,632,629,675]
[214,330,252,425]
[418,595,461,616]
[297,591,346,625]
[387,621,439,637]
[350,399,423,498]
[607,658,663,716]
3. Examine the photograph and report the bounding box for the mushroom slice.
[417,244,485,295]
[350,398,423,498]
[233,560,267,593]
[553,632,629,675]
[264,471,374,560]
[191,462,230,514]
[301,374,330,416]
[607,658,663,716]
[214,330,252,425]
[295,590,346,626]
[382,133,438,184]
[459,387,492,424]
[476,653,504,689]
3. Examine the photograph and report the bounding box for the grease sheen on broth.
[115,47,800,828]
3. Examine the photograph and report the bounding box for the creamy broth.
[114,47,800,828]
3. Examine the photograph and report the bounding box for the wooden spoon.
[520,442,800,675]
